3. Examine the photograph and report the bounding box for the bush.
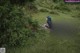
[54,4,70,12]
[49,11,59,15]
[10,0,35,5]
[72,13,80,19]
[39,9,49,12]
[76,7,80,10]
[0,1,38,47]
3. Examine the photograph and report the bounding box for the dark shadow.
[50,21,80,37]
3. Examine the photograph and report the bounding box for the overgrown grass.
[7,11,80,53]
[4,0,80,53]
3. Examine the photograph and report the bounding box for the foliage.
[72,13,80,19]
[0,0,38,47]
[0,0,35,6]
[49,11,59,15]
[53,0,64,3]
[54,4,70,12]
[39,9,49,12]
[10,0,35,5]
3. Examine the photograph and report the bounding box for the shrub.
[54,4,70,12]
[0,0,38,47]
[72,13,80,19]
[10,0,35,5]
[76,7,80,10]
[39,9,49,12]
[49,11,59,15]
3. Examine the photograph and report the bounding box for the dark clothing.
[47,21,52,28]
[47,16,52,28]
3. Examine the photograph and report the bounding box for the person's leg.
[48,22,52,28]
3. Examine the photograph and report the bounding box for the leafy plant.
[0,0,38,47]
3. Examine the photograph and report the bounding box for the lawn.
[7,12,80,53]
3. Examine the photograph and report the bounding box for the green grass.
[7,11,80,53]
[32,12,80,25]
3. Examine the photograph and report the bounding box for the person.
[46,16,52,28]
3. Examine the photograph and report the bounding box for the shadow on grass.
[50,21,80,37]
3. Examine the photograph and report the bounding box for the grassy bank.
[7,11,80,53]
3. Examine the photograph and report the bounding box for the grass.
[7,11,80,53]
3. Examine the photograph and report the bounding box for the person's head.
[47,16,51,19]
[46,16,51,21]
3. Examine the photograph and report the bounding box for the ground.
[7,12,80,53]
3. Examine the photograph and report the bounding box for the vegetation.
[0,0,80,53]
[0,0,39,47]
